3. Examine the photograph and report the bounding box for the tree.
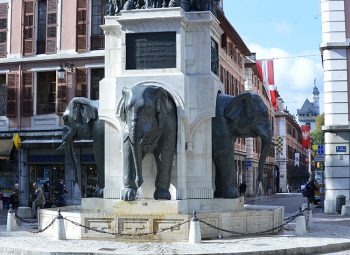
[310,114,324,145]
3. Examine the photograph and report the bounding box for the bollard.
[308,209,313,225]
[188,211,201,244]
[7,204,17,231]
[341,205,350,216]
[301,203,312,226]
[295,215,307,236]
[54,209,66,240]
[301,203,308,213]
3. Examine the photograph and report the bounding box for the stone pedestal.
[17,207,32,218]
[99,8,223,200]
[38,198,284,241]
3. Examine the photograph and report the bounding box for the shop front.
[28,154,65,206]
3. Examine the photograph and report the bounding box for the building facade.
[217,9,277,196]
[0,0,106,207]
[275,96,308,192]
[297,84,320,131]
[320,0,350,213]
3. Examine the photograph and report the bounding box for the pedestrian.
[287,184,290,193]
[239,181,247,197]
[32,182,45,218]
[11,183,20,210]
[305,179,317,206]
[55,179,67,207]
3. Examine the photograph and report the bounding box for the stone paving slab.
[0,216,350,255]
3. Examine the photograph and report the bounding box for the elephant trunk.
[130,137,143,188]
[58,125,79,185]
[64,140,79,185]
[57,126,76,150]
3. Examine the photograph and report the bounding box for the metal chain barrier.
[198,206,308,237]
[63,217,190,237]
[15,213,36,224]
[10,204,310,238]
[14,214,56,234]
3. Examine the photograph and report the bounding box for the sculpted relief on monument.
[106,0,220,16]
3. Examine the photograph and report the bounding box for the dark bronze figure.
[212,92,272,198]
[119,84,177,201]
[58,97,105,198]
[113,0,215,12]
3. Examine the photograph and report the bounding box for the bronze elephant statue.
[212,92,272,198]
[58,97,105,197]
[119,84,177,201]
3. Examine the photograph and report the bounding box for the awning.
[0,139,14,160]
[21,139,92,144]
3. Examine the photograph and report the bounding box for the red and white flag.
[301,125,310,150]
[256,59,278,111]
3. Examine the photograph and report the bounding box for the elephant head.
[119,84,177,200]
[57,97,99,186]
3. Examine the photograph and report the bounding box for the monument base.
[38,198,284,241]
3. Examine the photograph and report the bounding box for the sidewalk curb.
[0,240,350,255]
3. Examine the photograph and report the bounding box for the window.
[77,0,88,52]
[0,75,6,115]
[23,0,57,55]
[91,0,105,50]
[90,68,104,100]
[6,73,18,117]
[36,72,56,114]
[37,0,47,54]
[0,3,8,58]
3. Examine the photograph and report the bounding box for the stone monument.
[39,6,283,241]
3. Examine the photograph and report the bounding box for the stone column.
[321,0,350,213]
[100,9,223,200]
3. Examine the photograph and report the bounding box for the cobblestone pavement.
[0,194,349,255]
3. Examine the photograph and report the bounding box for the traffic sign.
[245,160,252,168]
[318,144,324,155]
[336,146,347,153]
[314,155,325,162]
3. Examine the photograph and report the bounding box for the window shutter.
[46,0,57,54]
[76,0,88,52]
[23,0,34,56]
[6,73,18,117]
[221,33,226,48]
[0,3,8,58]
[56,71,68,115]
[75,68,88,97]
[21,72,33,116]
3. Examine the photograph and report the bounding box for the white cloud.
[248,44,324,116]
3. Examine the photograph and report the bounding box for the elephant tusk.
[57,141,67,150]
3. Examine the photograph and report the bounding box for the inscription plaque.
[126,32,176,70]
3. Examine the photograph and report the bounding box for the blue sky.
[223,0,323,116]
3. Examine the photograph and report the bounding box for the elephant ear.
[223,93,252,127]
[72,102,97,124]
[155,87,170,130]
[81,105,98,123]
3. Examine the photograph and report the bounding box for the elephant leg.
[258,137,271,188]
[121,140,137,201]
[213,137,238,198]
[153,147,173,200]
[92,121,105,198]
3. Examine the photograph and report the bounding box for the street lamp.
[57,63,75,81]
